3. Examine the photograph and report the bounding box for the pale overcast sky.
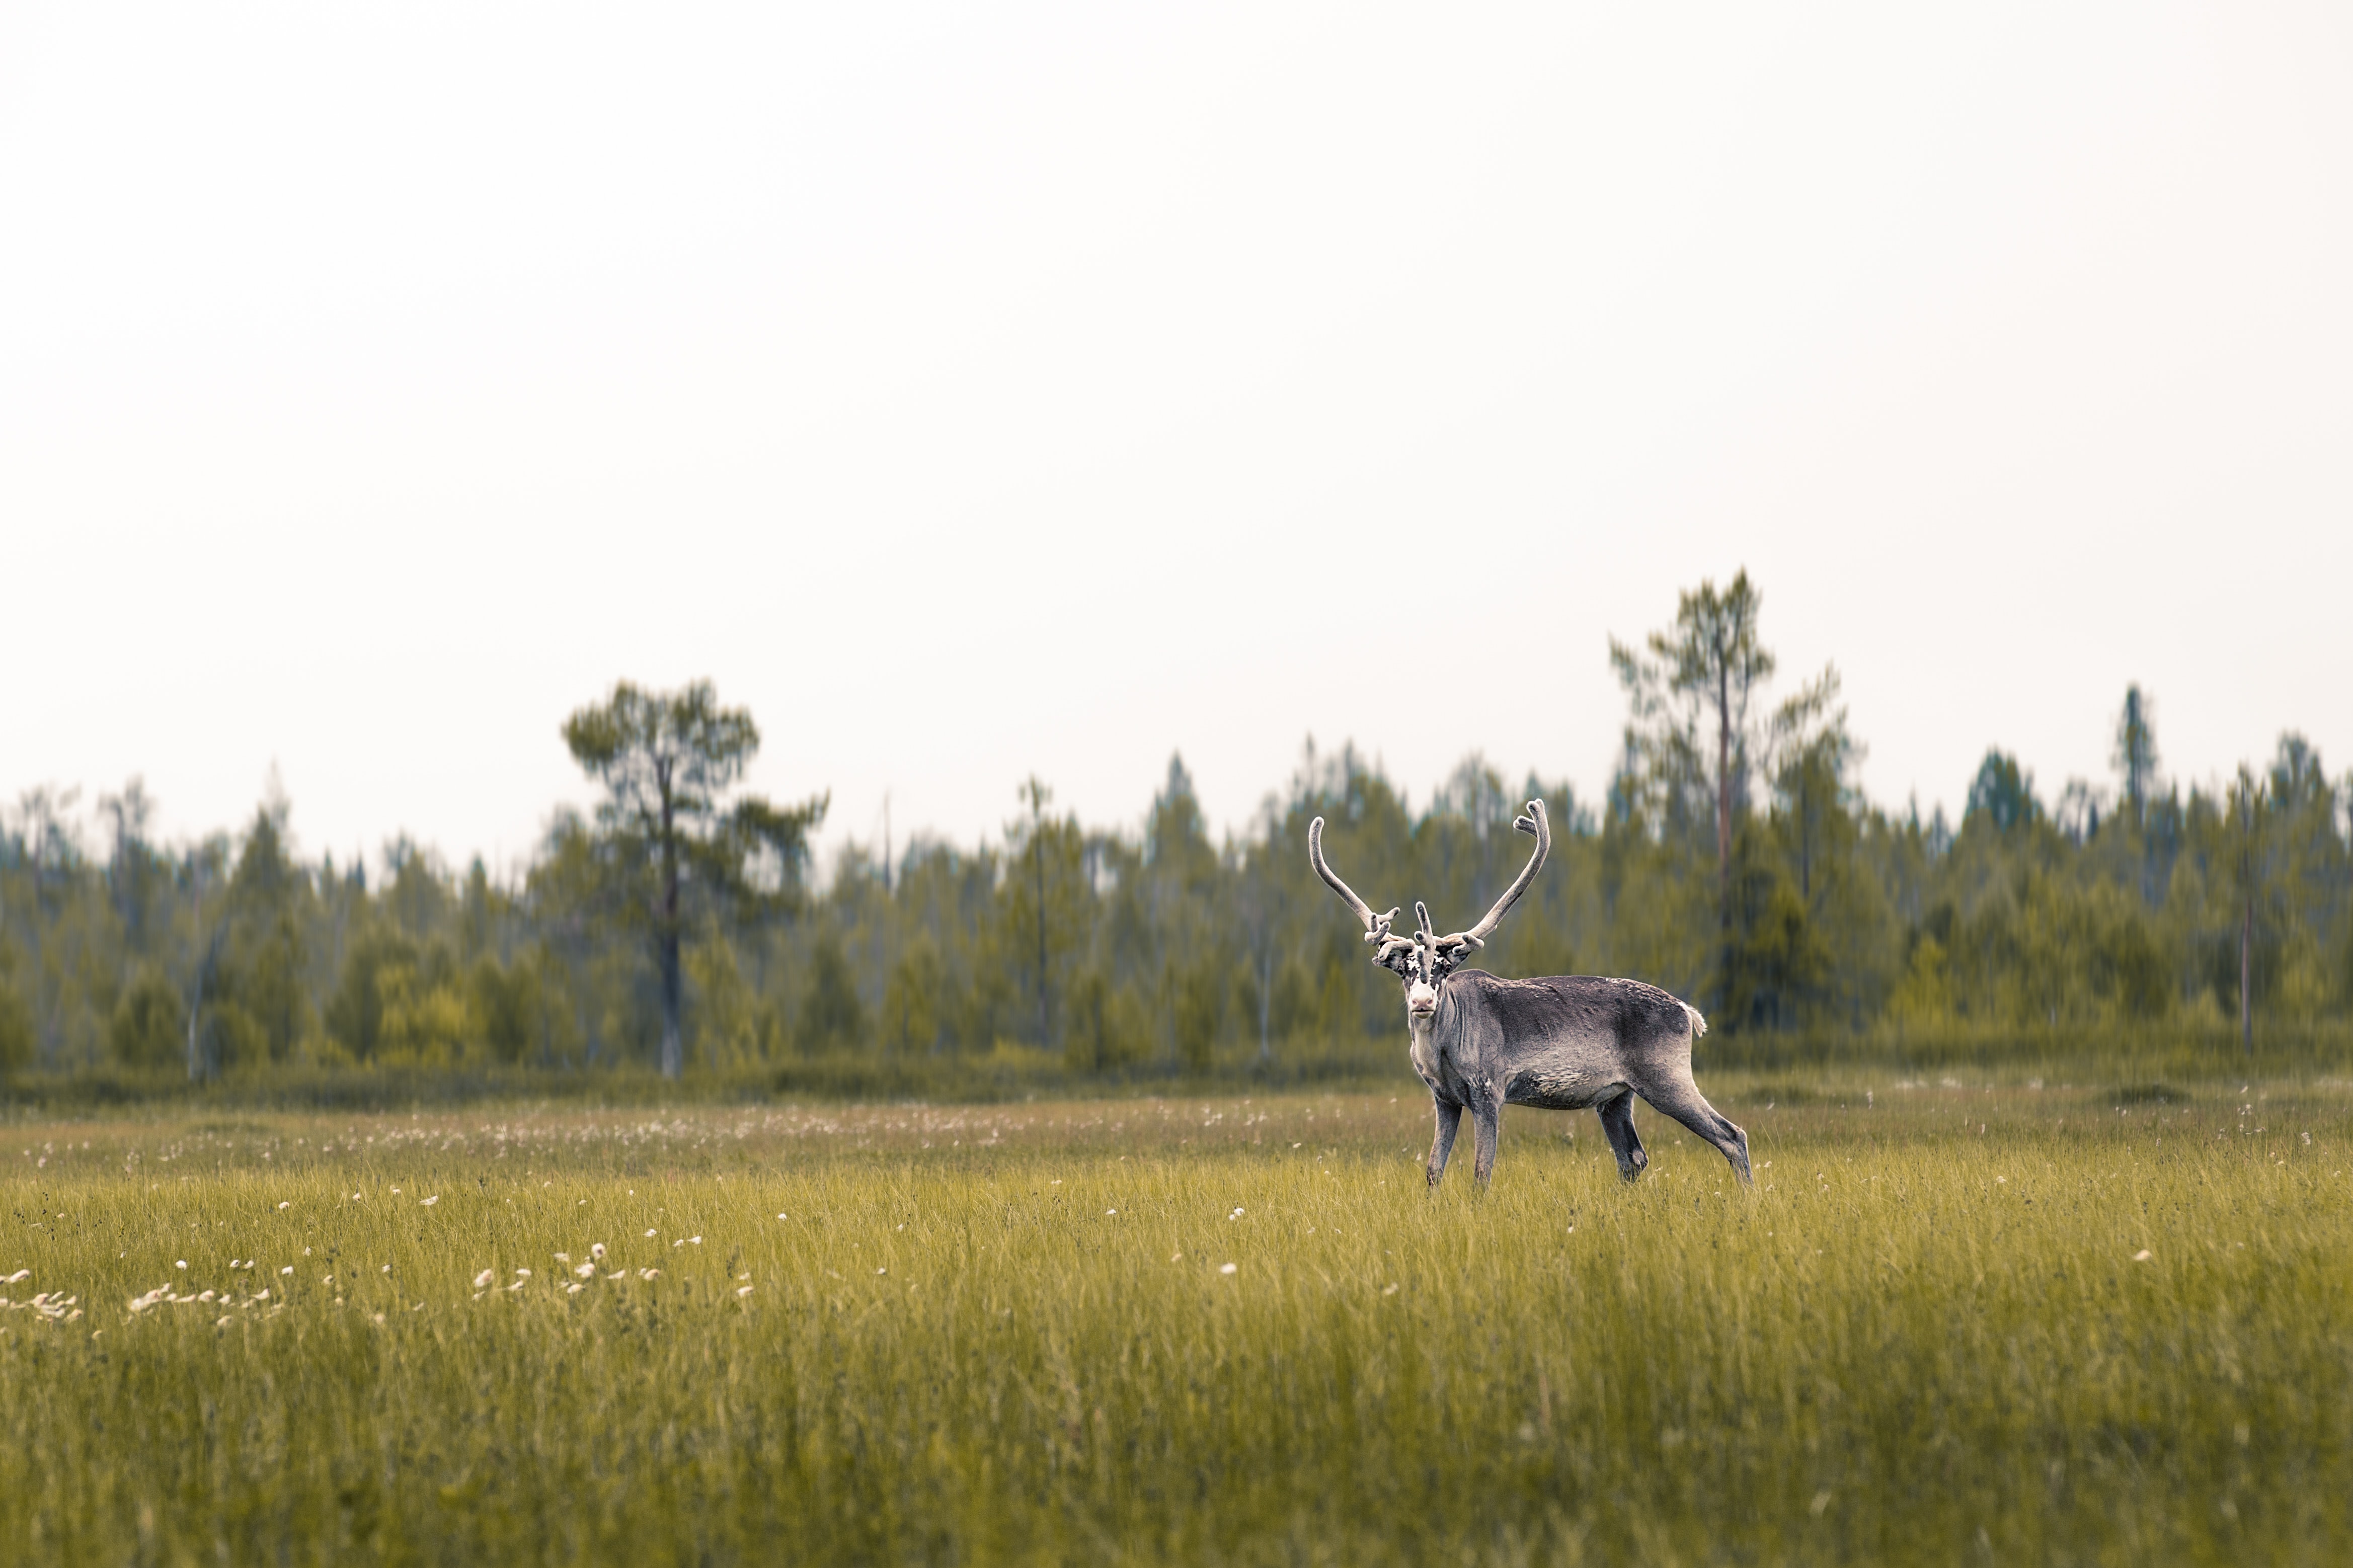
[4,3,2347,876]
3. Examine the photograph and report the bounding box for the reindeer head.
[1307,800,1551,1027]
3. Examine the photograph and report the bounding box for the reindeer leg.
[1470,1092,1502,1188]
[1597,1091,1648,1184]
[1638,1075,1754,1186]
[1427,1097,1462,1188]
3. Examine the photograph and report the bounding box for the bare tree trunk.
[659,924,684,1080]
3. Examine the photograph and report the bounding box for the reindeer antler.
[1432,800,1550,956]
[1308,816,1401,949]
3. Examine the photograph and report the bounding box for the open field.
[5,1076,2351,1564]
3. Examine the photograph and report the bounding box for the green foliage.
[2116,684,2161,822]
[325,926,418,1059]
[795,930,866,1054]
[205,999,268,1070]
[882,931,944,1054]
[1001,778,1090,1050]
[1170,952,1224,1073]
[1966,749,2042,832]
[683,937,766,1068]
[1061,967,1149,1071]
[3,648,2350,1093]
[560,679,827,1078]
[107,965,183,1069]
[0,976,31,1072]
[1609,568,1775,844]
[372,961,476,1065]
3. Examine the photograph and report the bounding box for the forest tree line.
[3,577,2349,1085]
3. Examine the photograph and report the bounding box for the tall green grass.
[4,1083,2349,1563]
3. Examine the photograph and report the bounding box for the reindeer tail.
[1681,1000,1708,1039]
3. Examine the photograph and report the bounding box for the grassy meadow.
[4,1075,2351,1564]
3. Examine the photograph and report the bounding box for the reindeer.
[1310,800,1752,1189]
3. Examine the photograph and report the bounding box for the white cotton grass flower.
[553,1253,570,1263]
[566,1282,584,1295]
[1220,1263,1238,1275]
[638,1268,659,1280]
[2133,1249,2154,1262]
[645,1229,657,1238]
[279,1266,292,1276]
[380,1264,390,1274]
[1229,1208,1244,1220]
[1106,1209,1118,1216]
[777,1213,788,1220]
[421,1196,438,1207]
[176,1261,187,1271]
[277,1201,290,1210]
[590,1243,607,1262]
[474,1269,495,1289]
[574,1263,595,1279]
[737,1285,755,1297]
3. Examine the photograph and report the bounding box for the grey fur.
[1414,970,1751,1187]
[1308,801,1752,1190]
